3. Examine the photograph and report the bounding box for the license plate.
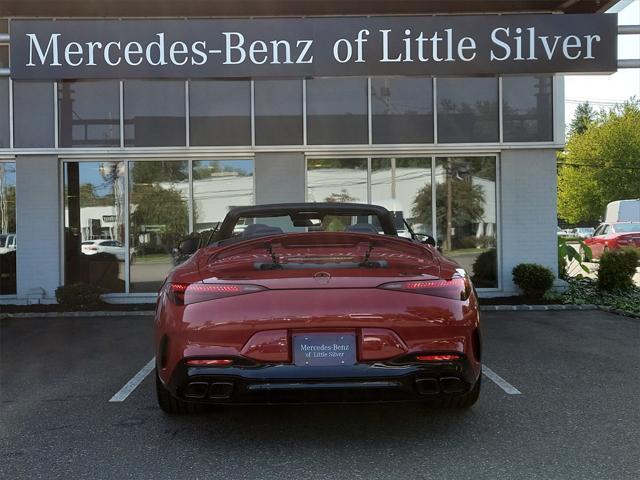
[293,333,357,366]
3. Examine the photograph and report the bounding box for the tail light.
[379,276,472,300]
[185,358,234,367]
[164,282,266,306]
[415,354,461,362]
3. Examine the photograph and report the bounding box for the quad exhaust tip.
[415,377,466,395]
[184,381,235,400]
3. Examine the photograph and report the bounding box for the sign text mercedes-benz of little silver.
[9,14,617,79]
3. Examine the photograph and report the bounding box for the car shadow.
[152,402,480,448]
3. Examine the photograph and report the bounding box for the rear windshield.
[613,223,640,233]
[233,213,383,239]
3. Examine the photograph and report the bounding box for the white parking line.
[109,357,156,402]
[482,365,522,395]
[108,358,521,401]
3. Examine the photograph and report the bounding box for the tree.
[412,179,485,250]
[558,99,640,224]
[569,101,596,135]
[130,185,189,253]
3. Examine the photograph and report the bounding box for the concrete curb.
[2,304,637,319]
[479,304,599,311]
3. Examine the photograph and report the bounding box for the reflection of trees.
[130,185,188,254]
[324,189,358,231]
[0,163,16,233]
[308,159,368,170]
[325,189,358,203]
[412,179,485,250]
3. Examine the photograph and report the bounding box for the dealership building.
[0,0,630,303]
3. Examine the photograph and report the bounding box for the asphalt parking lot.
[1,311,639,480]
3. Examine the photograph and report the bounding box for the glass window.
[371,77,433,144]
[0,162,16,294]
[255,79,303,145]
[437,78,499,143]
[307,78,368,145]
[63,161,126,293]
[0,19,7,33]
[503,76,553,142]
[0,79,8,148]
[129,161,189,293]
[124,80,185,147]
[193,159,254,232]
[371,157,433,237]
[435,157,497,288]
[189,80,251,146]
[13,81,55,148]
[0,46,8,69]
[58,80,120,147]
[307,158,368,203]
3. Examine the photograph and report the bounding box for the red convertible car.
[584,222,640,259]
[154,203,481,413]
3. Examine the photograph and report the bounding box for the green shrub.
[472,249,497,287]
[560,278,640,316]
[55,283,106,306]
[512,263,555,298]
[598,248,639,291]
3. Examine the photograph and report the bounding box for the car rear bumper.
[164,360,480,404]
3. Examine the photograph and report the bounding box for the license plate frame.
[293,333,357,367]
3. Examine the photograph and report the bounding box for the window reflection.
[13,81,55,148]
[306,158,368,204]
[189,80,251,146]
[129,161,189,293]
[0,162,16,294]
[64,162,126,293]
[193,160,254,232]
[124,80,185,147]
[306,78,368,145]
[503,76,553,142]
[371,77,433,144]
[371,158,433,237]
[255,79,303,145]
[437,78,499,143]
[435,157,497,287]
[0,79,8,148]
[58,80,120,147]
[0,46,8,69]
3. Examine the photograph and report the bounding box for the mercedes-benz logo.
[313,271,331,284]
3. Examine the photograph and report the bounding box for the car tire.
[155,370,204,414]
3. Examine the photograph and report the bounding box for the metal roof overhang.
[0,0,625,18]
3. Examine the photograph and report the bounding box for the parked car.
[0,233,16,254]
[574,227,595,239]
[583,222,640,259]
[81,239,128,261]
[155,202,480,413]
[557,227,574,237]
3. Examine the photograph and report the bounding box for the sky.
[564,0,640,126]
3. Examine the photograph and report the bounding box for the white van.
[605,199,640,223]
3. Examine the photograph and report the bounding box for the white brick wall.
[500,148,558,293]
[16,155,61,301]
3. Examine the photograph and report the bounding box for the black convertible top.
[215,202,398,241]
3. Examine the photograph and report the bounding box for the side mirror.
[415,233,437,247]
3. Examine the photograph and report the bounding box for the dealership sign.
[9,14,617,79]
